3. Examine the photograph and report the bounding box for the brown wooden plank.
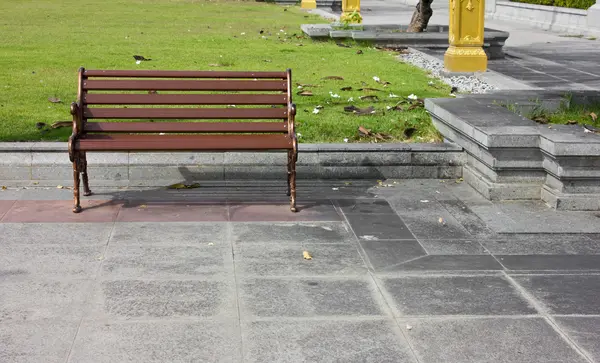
[75,134,293,151]
[83,80,288,91]
[83,107,287,119]
[84,93,288,105]
[84,122,288,133]
[83,70,287,79]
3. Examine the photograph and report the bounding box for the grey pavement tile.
[89,280,236,319]
[498,255,600,271]
[400,212,474,240]
[384,255,504,272]
[110,222,226,245]
[482,234,600,255]
[232,222,354,244]
[359,240,427,272]
[101,244,233,279]
[382,275,536,316]
[345,213,415,240]
[402,317,587,363]
[0,279,90,322]
[513,275,600,314]
[239,278,385,318]
[555,317,600,363]
[233,243,368,277]
[336,198,396,214]
[70,319,241,363]
[0,223,113,245]
[0,189,23,200]
[418,239,489,255]
[438,199,495,237]
[0,320,79,363]
[0,244,104,279]
[243,319,417,363]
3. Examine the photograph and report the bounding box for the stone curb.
[0,142,465,187]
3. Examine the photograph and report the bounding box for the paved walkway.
[359,0,600,90]
[2,180,600,362]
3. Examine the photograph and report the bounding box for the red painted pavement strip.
[1,200,121,223]
[117,201,228,222]
[229,201,341,222]
[0,200,17,221]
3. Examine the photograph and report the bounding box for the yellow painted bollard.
[444,0,487,73]
[301,0,317,9]
[341,0,362,23]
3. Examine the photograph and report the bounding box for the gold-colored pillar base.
[443,46,487,73]
[301,0,316,9]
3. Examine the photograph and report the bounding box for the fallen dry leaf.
[297,90,313,96]
[340,86,353,91]
[359,95,379,101]
[438,217,446,225]
[48,97,62,103]
[591,112,598,122]
[358,87,383,92]
[167,183,201,189]
[138,204,147,209]
[356,50,363,54]
[35,122,46,129]
[322,76,344,81]
[208,63,222,67]
[56,185,64,189]
[51,121,71,129]
[344,105,376,115]
[358,126,371,136]
[567,119,578,125]
[1,186,7,190]
[336,42,351,48]
[532,116,549,124]
[456,177,464,184]
[296,83,320,87]
[303,251,313,260]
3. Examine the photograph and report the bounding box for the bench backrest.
[73,68,294,135]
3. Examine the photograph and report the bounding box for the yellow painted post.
[301,0,317,9]
[341,0,361,23]
[444,0,487,73]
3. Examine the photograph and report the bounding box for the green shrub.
[510,0,595,9]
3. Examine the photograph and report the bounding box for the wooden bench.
[68,67,298,213]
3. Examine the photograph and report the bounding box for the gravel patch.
[400,51,496,94]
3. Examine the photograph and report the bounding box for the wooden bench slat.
[76,134,293,151]
[83,79,288,91]
[83,107,287,119]
[84,121,288,133]
[84,93,288,105]
[83,70,287,79]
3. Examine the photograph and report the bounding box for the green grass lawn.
[0,0,450,143]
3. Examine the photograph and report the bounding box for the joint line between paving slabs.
[502,272,595,363]
[65,220,117,363]
[335,202,424,363]
[228,221,245,361]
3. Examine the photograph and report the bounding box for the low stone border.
[426,90,600,210]
[0,142,464,187]
[301,23,510,60]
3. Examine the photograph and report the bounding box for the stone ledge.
[426,91,600,210]
[0,142,465,186]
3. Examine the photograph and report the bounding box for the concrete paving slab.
[233,243,368,277]
[336,198,396,214]
[229,201,341,222]
[359,240,427,272]
[0,279,91,322]
[387,255,504,272]
[116,202,228,222]
[382,275,536,316]
[417,239,490,255]
[1,200,121,223]
[109,222,226,245]
[0,223,113,245]
[231,222,354,244]
[401,317,588,363]
[1,244,104,279]
[101,244,233,279]
[481,234,600,254]
[88,279,237,320]
[498,255,600,271]
[513,275,600,314]
[238,278,385,318]
[345,213,415,241]
[398,211,474,240]
[0,320,79,363]
[70,320,242,363]
[555,317,600,363]
[242,319,416,363]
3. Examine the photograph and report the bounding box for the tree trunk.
[407,0,434,32]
